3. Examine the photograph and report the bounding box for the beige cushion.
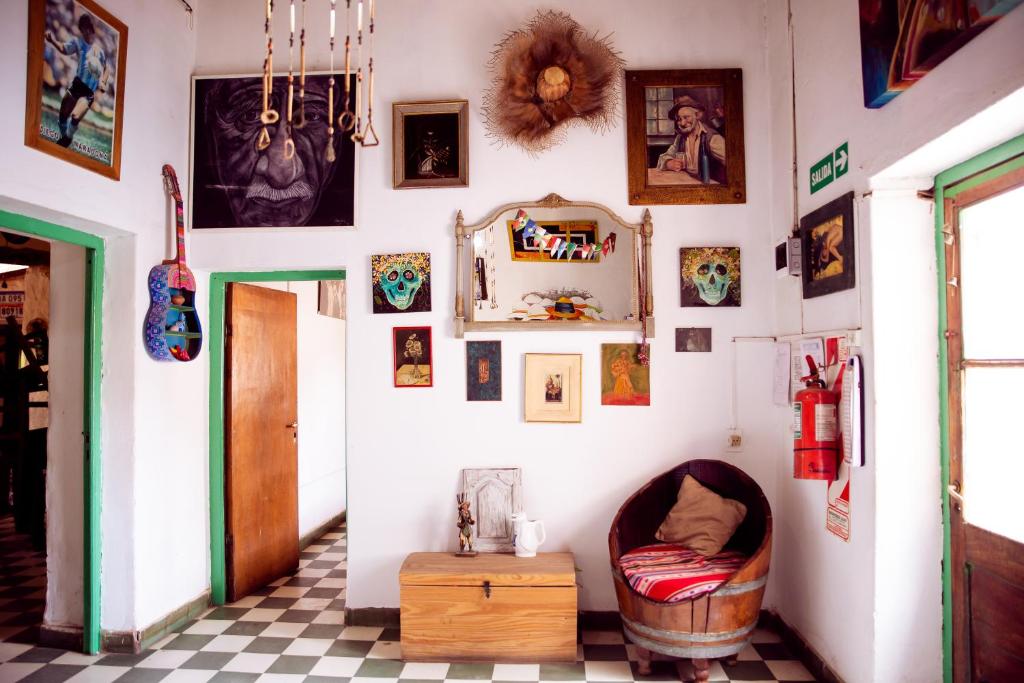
[655,475,747,556]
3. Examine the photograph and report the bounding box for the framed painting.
[801,191,856,299]
[466,340,501,401]
[393,100,468,189]
[524,353,582,423]
[680,247,741,307]
[317,280,346,320]
[625,69,745,205]
[24,0,128,179]
[393,326,432,388]
[372,252,431,314]
[601,344,651,406]
[858,0,1023,108]
[506,220,600,262]
[676,327,712,352]
[190,72,356,228]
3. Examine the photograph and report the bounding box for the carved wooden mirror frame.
[454,193,654,337]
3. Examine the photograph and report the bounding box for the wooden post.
[455,210,466,338]
[642,209,654,317]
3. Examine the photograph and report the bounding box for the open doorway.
[209,271,347,612]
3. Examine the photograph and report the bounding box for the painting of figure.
[393,100,468,189]
[800,192,856,299]
[676,327,712,352]
[191,73,356,228]
[680,247,741,307]
[601,344,650,406]
[372,252,431,314]
[25,0,128,179]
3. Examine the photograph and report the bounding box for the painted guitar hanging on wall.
[144,164,203,362]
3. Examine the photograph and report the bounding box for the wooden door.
[944,162,1024,681]
[225,283,299,602]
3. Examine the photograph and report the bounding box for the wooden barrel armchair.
[608,460,772,681]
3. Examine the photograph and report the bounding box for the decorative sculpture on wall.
[482,11,624,154]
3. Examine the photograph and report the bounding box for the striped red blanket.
[619,543,748,603]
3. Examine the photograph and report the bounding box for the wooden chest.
[399,552,577,662]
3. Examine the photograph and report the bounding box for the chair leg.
[635,646,652,675]
[691,658,710,683]
[723,653,738,666]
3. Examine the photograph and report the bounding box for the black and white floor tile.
[0,522,817,682]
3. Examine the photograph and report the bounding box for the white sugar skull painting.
[372,252,431,314]
[680,247,740,307]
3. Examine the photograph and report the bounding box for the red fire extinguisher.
[793,355,839,480]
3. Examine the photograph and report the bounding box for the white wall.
[193,0,783,613]
[252,281,347,537]
[0,0,204,632]
[769,2,1024,681]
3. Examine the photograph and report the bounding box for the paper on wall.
[773,342,791,406]
[826,458,851,541]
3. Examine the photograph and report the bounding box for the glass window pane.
[646,103,659,119]
[658,102,672,119]
[658,87,673,100]
[658,120,675,135]
[962,366,1024,543]
[960,184,1024,358]
[646,120,657,135]
[645,87,658,103]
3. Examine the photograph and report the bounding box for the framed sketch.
[524,353,582,423]
[460,467,522,553]
[466,340,501,401]
[680,247,741,307]
[190,72,356,228]
[25,0,128,179]
[601,344,651,406]
[801,191,856,299]
[507,220,599,262]
[625,69,745,205]
[393,100,468,189]
[393,326,432,388]
[372,252,431,314]
[317,280,346,320]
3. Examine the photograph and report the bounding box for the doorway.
[209,270,347,606]
[938,142,1024,681]
[0,210,104,654]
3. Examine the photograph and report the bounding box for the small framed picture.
[601,344,651,406]
[524,353,582,423]
[393,100,468,189]
[680,247,741,307]
[393,326,432,388]
[675,327,712,352]
[25,0,128,179]
[800,191,855,299]
[372,252,431,314]
[317,280,346,320]
[466,340,501,401]
[625,69,745,205]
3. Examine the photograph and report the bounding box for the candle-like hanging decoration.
[283,0,296,159]
[338,0,354,131]
[258,0,279,151]
[296,0,307,128]
[351,0,364,142]
[326,0,337,162]
[360,0,379,145]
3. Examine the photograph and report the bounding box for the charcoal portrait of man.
[191,73,355,228]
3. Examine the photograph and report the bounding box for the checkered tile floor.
[0,514,47,645]
[0,522,817,682]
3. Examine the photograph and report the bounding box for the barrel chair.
[608,460,772,682]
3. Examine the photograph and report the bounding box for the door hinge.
[225,324,232,337]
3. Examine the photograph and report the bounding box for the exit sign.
[810,142,849,194]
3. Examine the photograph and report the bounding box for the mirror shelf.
[454,193,654,338]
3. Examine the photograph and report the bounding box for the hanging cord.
[361,0,379,146]
[284,0,296,159]
[339,0,355,131]
[258,0,279,151]
[295,0,307,128]
[326,0,337,162]
[351,0,365,142]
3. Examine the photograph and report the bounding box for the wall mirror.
[454,194,654,337]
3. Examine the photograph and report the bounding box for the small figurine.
[170,345,191,361]
[456,493,476,557]
[169,314,187,333]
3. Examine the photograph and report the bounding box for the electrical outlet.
[727,429,743,452]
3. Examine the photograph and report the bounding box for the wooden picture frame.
[393,100,468,189]
[800,191,856,299]
[25,0,128,180]
[524,353,582,423]
[460,467,522,552]
[393,326,433,388]
[625,69,745,205]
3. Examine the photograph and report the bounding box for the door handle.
[947,482,964,512]
[286,422,298,429]
[286,421,298,443]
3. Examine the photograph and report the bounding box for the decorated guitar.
[144,164,203,362]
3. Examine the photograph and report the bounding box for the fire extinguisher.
[793,355,839,480]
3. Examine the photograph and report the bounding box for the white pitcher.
[514,519,546,558]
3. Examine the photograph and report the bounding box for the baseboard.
[345,607,399,628]
[102,590,211,654]
[759,610,845,683]
[300,510,347,550]
[39,624,83,651]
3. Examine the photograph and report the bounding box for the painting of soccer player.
[800,191,856,299]
[25,0,127,179]
[625,69,746,205]
[190,73,356,228]
[393,100,468,189]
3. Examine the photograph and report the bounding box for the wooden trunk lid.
[400,552,575,587]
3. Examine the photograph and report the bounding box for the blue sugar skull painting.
[680,247,740,307]
[372,252,431,314]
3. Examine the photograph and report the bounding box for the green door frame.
[0,209,104,654]
[934,132,1024,683]
[207,269,346,605]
